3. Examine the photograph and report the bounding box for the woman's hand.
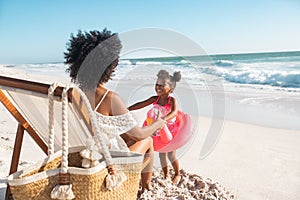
[154,117,166,130]
[126,113,166,140]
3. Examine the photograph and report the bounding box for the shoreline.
[1,64,300,130]
[111,79,300,131]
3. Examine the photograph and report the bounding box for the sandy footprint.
[0,137,10,141]
[0,145,13,151]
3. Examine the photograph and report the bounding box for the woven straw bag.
[8,84,144,200]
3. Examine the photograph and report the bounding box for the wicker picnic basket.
[7,85,144,200]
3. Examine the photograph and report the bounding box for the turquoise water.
[4,51,300,90]
[119,51,300,89]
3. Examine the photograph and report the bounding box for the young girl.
[128,69,182,184]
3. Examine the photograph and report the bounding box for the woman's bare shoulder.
[107,91,128,115]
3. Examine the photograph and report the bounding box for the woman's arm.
[128,96,157,111]
[162,97,178,121]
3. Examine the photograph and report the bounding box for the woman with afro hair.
[64,29,166,191]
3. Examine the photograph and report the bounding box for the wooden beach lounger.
[0,75,151,199]
[0,75,97,199]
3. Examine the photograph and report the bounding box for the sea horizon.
[0,50,299,65]
[123,49,300,60]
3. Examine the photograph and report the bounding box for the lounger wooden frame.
[0,75,91,199]
[0,75,151,200]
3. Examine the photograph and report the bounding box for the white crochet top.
[94,90,137,151]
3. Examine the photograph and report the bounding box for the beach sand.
[0,66,300,199]
[180,117,300,200]
[1,106,300,199]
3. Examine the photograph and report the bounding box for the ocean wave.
[214,60,235,67]
[119,60,132,65]
[180,60,189,64]
[10,63,67,76]
[204,66,300,88]
[135,61,163,65]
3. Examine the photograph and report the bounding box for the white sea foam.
[135,61,163,65]
[207,65,300,88]
[215,60,235,67]
[180,59,189,64]
[118,60,132,65]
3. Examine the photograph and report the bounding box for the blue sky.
[0,0,299,64]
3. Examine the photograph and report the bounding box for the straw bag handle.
[49,85,76,199]
[48,82,61,155]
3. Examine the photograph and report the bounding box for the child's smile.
[155,79,171,96]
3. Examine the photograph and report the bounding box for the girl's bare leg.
[168,151,181,184]
[129,137,154,190]
[159,152,170,179]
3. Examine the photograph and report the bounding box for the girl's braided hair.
[157,69,181,90]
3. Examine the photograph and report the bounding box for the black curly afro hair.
[64,29,122,90]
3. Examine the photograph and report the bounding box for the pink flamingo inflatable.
[143,106,193,152]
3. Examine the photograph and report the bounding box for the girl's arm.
[126,118,165,140]
[128,96,157,111]
[110,93,165,140]
[162,97,178,121]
